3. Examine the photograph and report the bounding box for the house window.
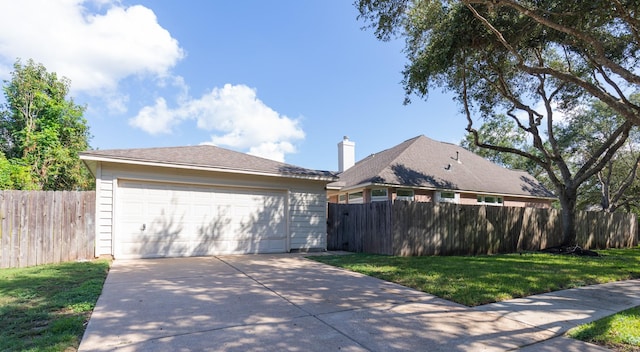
[396,189,414,201]
[371,188,388,202]
[437,191,459,204]
[348,191,364,204]
[338,194,347,204]
[477,195,503,206]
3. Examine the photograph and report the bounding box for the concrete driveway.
[79,254,638,351]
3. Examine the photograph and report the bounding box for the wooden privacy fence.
[0,191,95,268]
[327,202,638,256]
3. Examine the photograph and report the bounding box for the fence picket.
[0,191,96,268]
[327,202,638,256]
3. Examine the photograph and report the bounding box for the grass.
[310,248,640,351]
[568,306,640,352]
[0,260,110,352]
[310,248,640,306]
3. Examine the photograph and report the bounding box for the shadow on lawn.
[0,261,110,351]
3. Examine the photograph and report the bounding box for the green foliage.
[0,260,110,352]
[463,96,640,213]
[461,114,540,175]
[0,151,38,190]
[557,96,640,213]
[0,59,93,190]
[310,248,640,306]
[358,1,640,115]
[357,0,640,245]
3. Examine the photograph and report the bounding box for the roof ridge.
[385,135,424,168]
[99,144,211,151]
[80,144,337,179]
[351,135,422,178]
[332,134,553,198]
[84,144,304,168]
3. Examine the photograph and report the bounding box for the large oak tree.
[357,0,640,246]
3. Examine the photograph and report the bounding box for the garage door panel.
[117,181,287,258]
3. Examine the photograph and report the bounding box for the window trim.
[371,188,388,202]
[348,191,364,204]
[436,191,459,204]
[477,195,504,206]
[396,188,415,201]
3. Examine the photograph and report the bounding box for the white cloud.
[129,84,305,162]
[129,97,178,134]
[0,0,184,96]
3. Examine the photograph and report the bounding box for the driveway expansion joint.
[79,256,639,352]
[214,255,373,351]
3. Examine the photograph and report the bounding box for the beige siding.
[289,188,327,250]
[94,161,328,256]
[96,168,115,256]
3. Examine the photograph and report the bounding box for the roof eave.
[79,154,338,182]
[330,182,556,199]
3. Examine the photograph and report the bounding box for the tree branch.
[465,0,640,86]
[574,121,633,185]
[609,152,640,211]
[519,64,640,126]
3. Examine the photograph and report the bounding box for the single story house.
[80,145,337,259]
[327,135,555,207]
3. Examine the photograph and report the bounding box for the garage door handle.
[141,224,146,231]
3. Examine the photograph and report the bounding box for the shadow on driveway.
[79,255,639,351]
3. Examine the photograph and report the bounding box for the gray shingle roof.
[331,135,554,198]
[80,145,337,180]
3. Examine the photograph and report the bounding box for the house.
[80,145,337,259]
[327,135,555,207]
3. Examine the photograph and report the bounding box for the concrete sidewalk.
[79,254,640,351]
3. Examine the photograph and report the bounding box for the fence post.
[324,201,637,257]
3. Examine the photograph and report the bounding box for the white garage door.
[116,181,287,259]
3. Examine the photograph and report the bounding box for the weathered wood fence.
[1,191,95,268]
[327,202,638,256]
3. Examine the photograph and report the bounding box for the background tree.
[357,0,640,246]
[557,98,640,213]
[0,59,93,190]
[461,114,540,176]
[0,151,37,190]
[581,146,640,213]
[463,99,640,213]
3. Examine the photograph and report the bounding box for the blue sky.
[0,1,468,171]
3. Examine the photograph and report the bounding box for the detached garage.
[80,145,336,259]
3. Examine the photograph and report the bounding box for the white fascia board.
[79,155,337,182]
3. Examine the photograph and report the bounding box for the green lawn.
[310,248,640,306]
[568,306,640,352]
[310,248,640,351]
[0,260,110,352]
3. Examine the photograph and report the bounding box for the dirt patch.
[540,245,600,256]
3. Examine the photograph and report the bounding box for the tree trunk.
[558,187,578,246]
